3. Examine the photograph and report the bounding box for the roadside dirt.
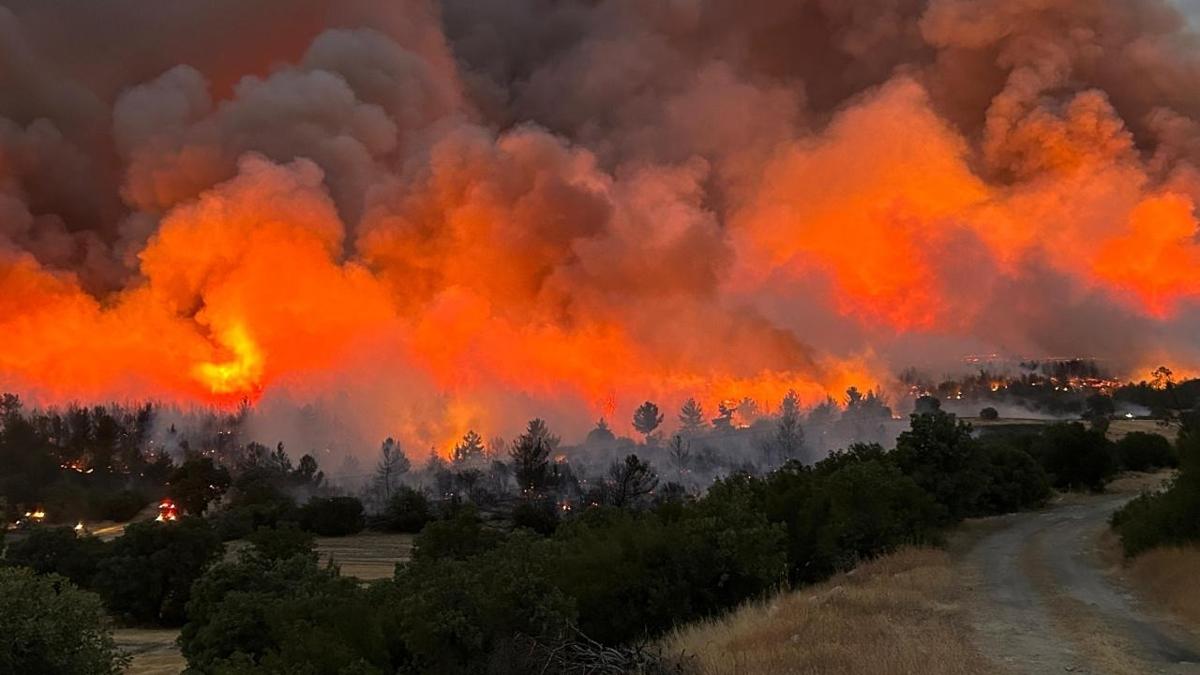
[963,473,1200,674]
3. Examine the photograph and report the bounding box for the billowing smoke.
[2,0,1199,455]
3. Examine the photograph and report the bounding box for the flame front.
[193,324,264,396]
[0,1,1199,449]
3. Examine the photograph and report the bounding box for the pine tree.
[374,437,410,500]
[509,419,556,493]
[632,401,664,440]
[452,430,485,466]
[678,398,706,435]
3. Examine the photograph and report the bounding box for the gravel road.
[966,485,1200,674]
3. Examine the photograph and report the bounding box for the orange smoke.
[3,3,1200,457]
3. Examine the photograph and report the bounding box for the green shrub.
[1030,423,1115,492]
[299,496,365,537]
[389,534,575,674]
[542,502,785,644]
[892,412,988,521]
[511,496,560,535]
[91,489,150,522]
[3,526,108,588]
[1113,431,1200,556]
[975,444,1051,513]
[92,518,223,625]
[181,554,386,674]
[246,523,316,560]
[382,486,433,533]
[1115,432,1177,472]
[412,506,500,561]
[760,458,940,582]
[0,567,129,675]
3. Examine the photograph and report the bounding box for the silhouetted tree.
[678,398,706,435]
[632,401,664,441]
[914,395,941,415]
[979,407,1000,421]
[374,438,410,501]
[585,418,616,444]
[607,454,659,508]
[668,434,691,478]
[294,454,324,488]
[712,400,736,431]
[452,430,486,467]
[768,390,805,463]
[509,419,555,493]
[169,456,231,516]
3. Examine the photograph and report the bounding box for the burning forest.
[8,3,1200,673]
[1,0,1200,456]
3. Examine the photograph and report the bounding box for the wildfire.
[1,1,1200,453]
[193,324,265,397]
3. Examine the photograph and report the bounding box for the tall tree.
[452,430,486,467]
[632,401,664,441]
[667,434,691,478]
[374,438,410,500]
[509,419,556,493]
[678,398,706,435]
[772,389,805,463]
[607,454,659,507]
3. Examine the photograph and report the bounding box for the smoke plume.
[2,0,1200,453]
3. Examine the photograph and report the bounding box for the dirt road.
[966,479,1200,674]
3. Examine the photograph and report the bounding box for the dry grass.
[315,532,413,580]
[113,628,184,675]
[1123,546,1200,629]
[663,548,992,675]
[1107,418,1179,443]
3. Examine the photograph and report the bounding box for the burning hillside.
[2,0,1200,451]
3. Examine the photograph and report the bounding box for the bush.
[91,489,150,522]
[382,486,433,533]
[3,526,108,588]
[511,496,560,535]
[246,523,316,560]
[92,518,223,625]
[1030,423,1115,492]
[543,502,786,644]
[979,407,999,421]
[975,444,1052,513]
[389,533,575,674]
[181,554,386,674]
[1113,434,1200,556]
[892,412,987,521]
[1115,432,1177,472]
[412,506,500,561]
[760,458,940,582]
[299,496,365,537]
[0,567,129,675]
[1112,472,1200,556]
[222,473,298,531]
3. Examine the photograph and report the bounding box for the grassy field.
[315,532,414,580]
[966,416,1177,443]
[664,548,991,675]
[114,628,185,675]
